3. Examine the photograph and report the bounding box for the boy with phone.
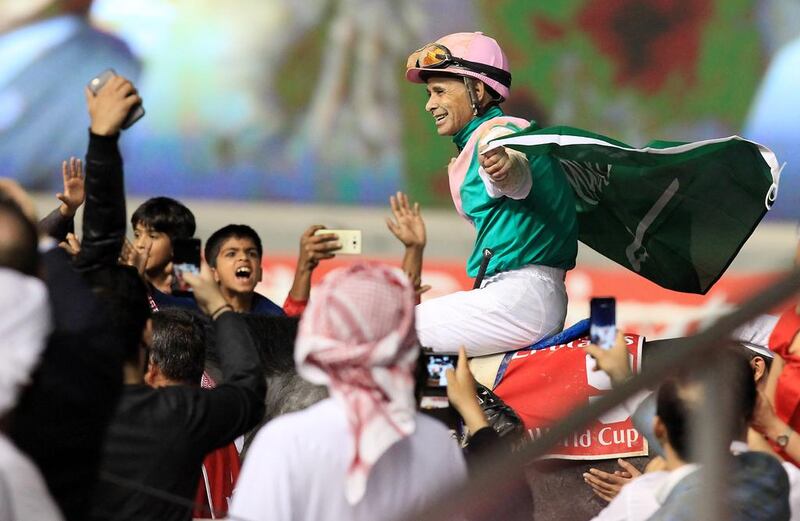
[204,224,341,316]
[127,197,197,303]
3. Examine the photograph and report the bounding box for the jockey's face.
[424,76,475,136]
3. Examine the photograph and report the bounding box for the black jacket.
[10,131,129,521]
[89,311,265,521]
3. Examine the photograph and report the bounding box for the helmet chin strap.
[463,76,483,117]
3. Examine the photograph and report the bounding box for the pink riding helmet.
[406,32,511,101]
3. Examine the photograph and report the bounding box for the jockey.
[406,32,578,357]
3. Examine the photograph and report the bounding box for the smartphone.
[87,68,145,129]
[313,229,362,254]
[171,238,201,296]
[590,297,616,350]
[419,353,462,433]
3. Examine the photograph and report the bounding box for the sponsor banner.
[494,335,647,459]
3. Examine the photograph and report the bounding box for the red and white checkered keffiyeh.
[295,263,419,504]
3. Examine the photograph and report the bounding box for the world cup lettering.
[627,428,639,447]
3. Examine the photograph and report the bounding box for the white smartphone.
[314,229,362,254]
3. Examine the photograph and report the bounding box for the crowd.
[0,30,799,521]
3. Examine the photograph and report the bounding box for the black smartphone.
[87,68,145,129]
[171,238,201,296]
[419,353,462,433]
[590,297,616,350]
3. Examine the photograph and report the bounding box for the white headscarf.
[295,263,419,505]
[0,268,51,416]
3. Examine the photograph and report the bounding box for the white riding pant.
[416,264,568,357]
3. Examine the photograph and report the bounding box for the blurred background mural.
[1,0,798,218]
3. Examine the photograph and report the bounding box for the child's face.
[212,236,262,294]
[133,222,173,274]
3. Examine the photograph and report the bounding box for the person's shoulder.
[251,293,285,316]
[733,450,790,484]
[627,469,671,490]
[121,383,195,419]
[150,287,198,311]
[247,399,342,458]
[414,412,454,434]
[258,399,341,438]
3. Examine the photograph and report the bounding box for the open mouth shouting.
[235,266,252,280]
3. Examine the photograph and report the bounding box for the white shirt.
[230,397,468,521]
[593,441,799,521]
[588,467,706,521]
[0,434,63,521]
[589,470,669,521]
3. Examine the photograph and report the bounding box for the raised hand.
[386,192,426,249]
[85,75,142,136]
[57,157,85,217]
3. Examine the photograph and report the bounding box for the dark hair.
[656,377,693,461]
[0,198,38,276]
[657,345,756,461]
[204,225,263,268]
[724,345,759,426]
[85,266,152,364]
[150,308,207,385]
[131,197,196,242]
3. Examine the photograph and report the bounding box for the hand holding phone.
[419,351,462,433]
[313,229,361,254]
[171,238,201,296]
[86,69,144,131]
[590,297,616,350]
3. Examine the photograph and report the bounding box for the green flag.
[489,126,781,294]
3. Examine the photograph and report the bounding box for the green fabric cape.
[489,126,781,294]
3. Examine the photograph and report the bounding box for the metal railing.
[408,267,800,521]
